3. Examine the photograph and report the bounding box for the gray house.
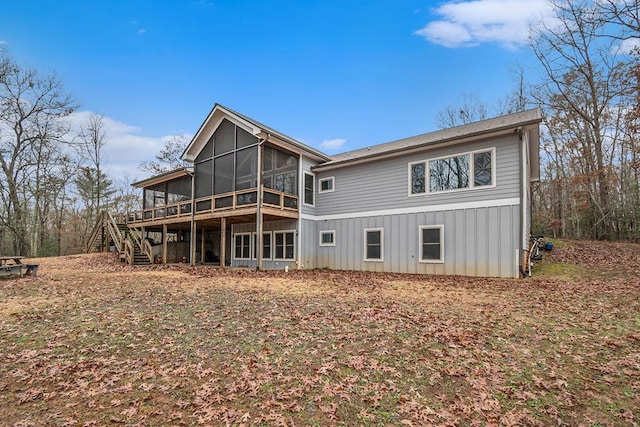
[106,104,541,278]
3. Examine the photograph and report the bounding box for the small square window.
[319,177,335,193]
[364,228,383,262]
[319,230,335,247]
[420,226,444,263]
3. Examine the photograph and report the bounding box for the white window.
[303,172,315,206]
[319,230,335,247]
[233,233,251,260]
[419,225,444,263]
[409,148,495,196]
[319,177,335,193]
[274,231,295,260]
[364,228,383,262]
[252,232,272,260]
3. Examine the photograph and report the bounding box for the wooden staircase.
[87,211,152,265]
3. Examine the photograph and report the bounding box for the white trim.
[273,230,296,261]
[407,147,496,197]
[303,171,315,207]
[419,225,444,263]
[319,230,336,247]
[318,176,335,193]
[364,228,384,262]
[300,197,520,222]
[232,232,252,261]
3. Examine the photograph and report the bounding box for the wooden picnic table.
[0,256,25,265]
[0,256,38,277]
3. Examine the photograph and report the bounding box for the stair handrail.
[86,211,106,252]
[105,211,125,253]
[124,239,134,265]
[128,226,153,264]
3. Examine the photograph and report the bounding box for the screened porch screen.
[195,119,260,197]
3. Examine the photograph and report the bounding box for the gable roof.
[313,108,543,172]
[182,103,332,162]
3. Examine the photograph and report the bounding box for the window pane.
[366,230,382,260]
[242,235,250,259]
[411,163,425,194]
[235,146,257,190]
[236,126,257,149]
[474,151,492,186]
[422,228,440,244]
[214,153,234,194]
[167,176,192,204]
[234,235,242,258]
[196,135,214,162]
[367,244,381,260]
[429,155,469,192]
[275,233,284,259]
[214,119,235,155]
[263,233,271,259]
[422,243,441,260]
[320,178,333,191]
[321,232,334,244]
[304,173,314,205]
[195,159,213,198]
[367,230,380,245]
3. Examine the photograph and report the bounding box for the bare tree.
[139,134,189,175]
[0,50,75,255]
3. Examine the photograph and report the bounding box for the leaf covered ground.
[1,240,639,426]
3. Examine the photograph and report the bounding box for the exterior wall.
[231,219,298,270]
[313,134,519,216]
[303,203,520,278]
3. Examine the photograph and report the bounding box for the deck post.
[162,224,168,264]
[200,227,206,264]
[220,217,226,269]
[256,142,263,270]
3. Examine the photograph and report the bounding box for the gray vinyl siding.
[310,204,520,278]
[314,134,519,216]
[231,219,298,270]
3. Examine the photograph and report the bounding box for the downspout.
[518,127,528,277]
[187,166,196,266]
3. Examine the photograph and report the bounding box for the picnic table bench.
[0,256,39,277]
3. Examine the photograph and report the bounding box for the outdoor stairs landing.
[117,224,151,266]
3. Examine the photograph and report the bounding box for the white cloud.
[415,0,555,49]
[138,29,147,34]
[319,138,346,151]
[0,40,7,45]
[614,37,640,55]
[66,111,191,181]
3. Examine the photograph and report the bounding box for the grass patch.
[0,251,638,425]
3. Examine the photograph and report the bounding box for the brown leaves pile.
[0,245,638,426]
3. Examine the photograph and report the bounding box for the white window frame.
[363,228,384,262]
[303,171,315,206]
[318,176,335,193]
[319,230,336,247]
[273,230,295,261]
[233,232,252,260]
[252,231,273,260]
[408,147,496,197]
[419,225,444,263]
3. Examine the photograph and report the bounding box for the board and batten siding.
[313,134,519,216]
[308,204,520,278]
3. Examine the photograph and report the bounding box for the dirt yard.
[1,240,638,426]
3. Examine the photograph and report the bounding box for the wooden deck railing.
[127,188,298,224]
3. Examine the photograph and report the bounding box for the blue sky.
[0,0,551,180]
